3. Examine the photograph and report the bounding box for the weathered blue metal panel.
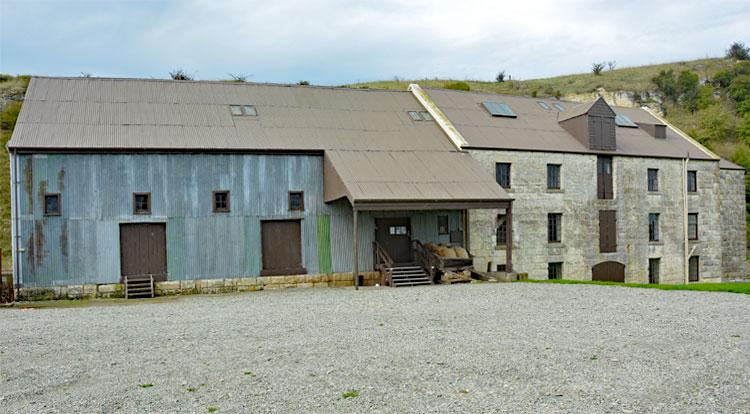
[16,153,467,287]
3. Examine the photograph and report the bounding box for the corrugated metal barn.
[8,77,511,289]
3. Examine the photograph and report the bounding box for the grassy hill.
[346,58,734,97]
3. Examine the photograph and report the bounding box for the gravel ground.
[1,283,749,413]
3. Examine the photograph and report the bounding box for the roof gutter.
[408,84,468,150]
[641,106,719,160]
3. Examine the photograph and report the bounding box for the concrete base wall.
[15,272,381,301]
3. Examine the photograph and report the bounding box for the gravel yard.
[1,283,749,413]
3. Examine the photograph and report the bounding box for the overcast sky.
[1,0,749,85]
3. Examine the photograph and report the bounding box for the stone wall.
[467,149,726,283]
[720,169,748,279]
[15,272,381,301]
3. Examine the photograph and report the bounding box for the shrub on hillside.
[444,81,470,91]
[496,71,506,83]
[726,41,750,61]
[591,62,605,75]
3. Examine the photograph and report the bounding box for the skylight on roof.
[230,104,258,116]
[407,111,434,121]
[537,101,551,110]
[552,103,565,111]
[615,114,638,128]
[482,101,517,118]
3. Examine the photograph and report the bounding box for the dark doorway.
[592,261,625,283]
[120,223,168,282]
[375,217,412,264]
[261,220,306,276]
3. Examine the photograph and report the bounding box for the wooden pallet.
[124,275,155,299]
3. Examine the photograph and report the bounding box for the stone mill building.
[6,77,746,298]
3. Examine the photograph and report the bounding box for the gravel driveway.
[1,283,749,413]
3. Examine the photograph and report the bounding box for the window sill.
[495,244,508,250]
[546,189,563,193]
[648,241,664,246]
[547,242,563,247]
[647,191,660,195]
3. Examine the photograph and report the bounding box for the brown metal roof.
[719,158,745,171]
[424,88,716,160]
[9,77,512,205]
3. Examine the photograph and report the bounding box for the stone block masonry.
[720,169,748,279]
[467,149,732,283]
[15,272,381,301]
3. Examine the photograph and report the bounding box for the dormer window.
[230,105,258,116]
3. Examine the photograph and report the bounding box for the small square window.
[548,213,562,243]
[44,193,61,216]
[688,213,698,240]
[648,213,659,242]
[648,169,659,192]
[548,262,563,280]
[133,192,151,215]
[687,170,697,193]
[419,111,433,121]
[689,256,699,282]
[496,214,507,246]
[243,105,257,116]
[229,105,243,116]
[213,190,230,213]
[437,215,449,235]
[495,163,511,188]
[547,164,561,190]
[649,258,660,284]
[289,191,304,211]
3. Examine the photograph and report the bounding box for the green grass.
[138,383,154,389]
[519,279,750,294]
[207,407,219,413]
[341,389,360,399]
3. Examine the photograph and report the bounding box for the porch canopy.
[323,149,512,288]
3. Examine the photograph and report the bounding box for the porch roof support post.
[353,208,359,290]
[506,201,513,273]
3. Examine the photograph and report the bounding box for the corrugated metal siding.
[17,152,466,286]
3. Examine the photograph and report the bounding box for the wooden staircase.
[388,265,432,287]
[124,275,155,299]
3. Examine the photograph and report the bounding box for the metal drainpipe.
[683,154,690,284]
[11,149,23,287]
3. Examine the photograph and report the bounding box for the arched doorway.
[592,261,625,283]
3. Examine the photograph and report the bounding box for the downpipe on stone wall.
[683,155,690,284]
[11,149,23,287]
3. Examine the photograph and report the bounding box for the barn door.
[592,261,625,283]
[261,220,306,276]
[375,218,412,264]
[120,223,168,282]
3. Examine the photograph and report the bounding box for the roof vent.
[636,122,667,139]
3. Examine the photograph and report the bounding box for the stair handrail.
[412,240,440,283]
[372,241,394,285]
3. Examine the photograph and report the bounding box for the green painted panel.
[317,215,332,274]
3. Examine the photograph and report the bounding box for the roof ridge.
[28,76,411,93]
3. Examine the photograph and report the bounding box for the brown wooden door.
[592,261,625,283]
[599,210,617,253]
[261,220,305,276]
[375,218,412,264]
[120,223,168,282]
